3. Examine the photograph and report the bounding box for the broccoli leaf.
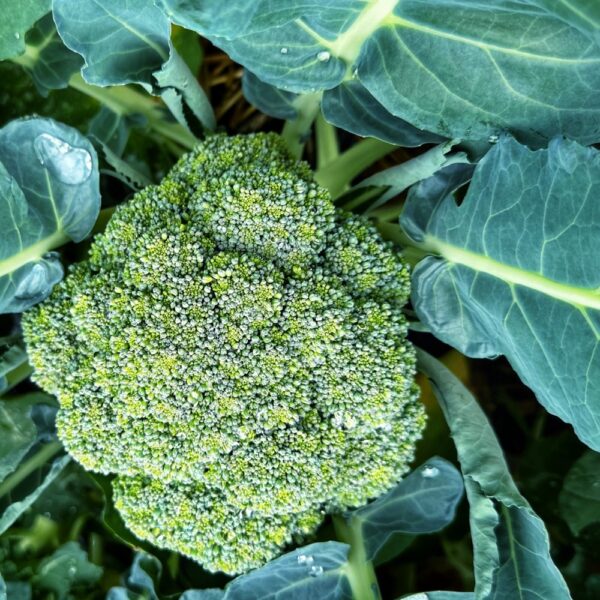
[403,594,474,600]
[242,71,298,121]
[0,453,70,535]
[403,136,600,452]
[0,0,50,61]
[559,451,600,536]
[52,0,215,131]
[0,397,37,483]
[222,542,352,600]
[180,591,225,600]
[31,541,102,599]
[347,457,464,561]
[15,13,83,95]
[159,0,600,145]
[321,80,445,147]
[0,117,100,314]
[417,349,570,600]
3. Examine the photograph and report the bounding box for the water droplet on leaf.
[309,565,324,577]
[488,134,499,144]
[317,51,331,62]
[422,465,440,478]
[297,554,314,566]
[34,133,92,185]
[14,32,20,40]
[280,47,289,54]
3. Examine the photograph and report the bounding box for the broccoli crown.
[23,133,425,574]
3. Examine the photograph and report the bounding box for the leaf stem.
[68,74,198,150]
[333,515,382,600]
[0,440,63,498]
[315,138,395,199]
[281,93,321,159]
[315,113,339,169]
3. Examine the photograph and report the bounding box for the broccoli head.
[22,133,426,574]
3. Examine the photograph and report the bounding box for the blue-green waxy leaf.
[242,71,299,121]
[159,0,600,145]
[0,453,70,535]
[0,117,100,314]
[18,13,83,94]
[349,457,463,561]
[0,0,50,60]
[403,593,474,600]
[52,0,169,86]
[107,552,161,600]
[403,136,600,451]
[0,395,38,483]
[222,542,352,600]
[559,451,600,536]
[52,0,215,132]
[417,349,571,600]
[321,81,444,147]
[32,541,103,598]
[180,591,225,600]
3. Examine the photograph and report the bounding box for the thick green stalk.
[333,515,382,600]
[315,113,340,169]
[281,93,322,158]
[315,138,395,199]
[12,49,197,151]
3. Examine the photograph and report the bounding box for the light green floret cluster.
[22,133,425,574]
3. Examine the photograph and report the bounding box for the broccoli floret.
[22,133,425,575]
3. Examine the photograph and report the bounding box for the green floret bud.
[22,133,425,575]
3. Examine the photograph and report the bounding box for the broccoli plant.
[1,1,600,599]
[23,133,425,574]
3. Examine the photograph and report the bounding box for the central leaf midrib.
[424,235,600,310]
[0,230,69,278]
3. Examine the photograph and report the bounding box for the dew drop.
[309,565,324,577]
[34,133,93,185]
[68,563,77,577]
[488,134,499,144]
[422,465,440,478]
[317,51,331,62]
[14,32,20,40]
[297,554,314,566]
[280,47,289,54]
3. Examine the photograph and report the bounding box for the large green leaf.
[159,0,600,145]
[31,541,103,598]
[403,136,600,451]
[222,542,351,600]
[0,0,50,61]
[0,453,70,535]
[417,349,571,600]
[403,594,474,600]
[559,451,600,536]
[15,13,83,95]
[0,117,100,314]
[347,457,463,561]
[52,0,215,131]
[0,396,38,483]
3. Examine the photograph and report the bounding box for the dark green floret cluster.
[23,133,425,574]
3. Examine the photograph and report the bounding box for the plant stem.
[0,440,63,498]
[4,361,34,392]
[281,93,321,159]
[68,74,198,150]
[315,113,339,169]
[333,515,382,600]
[315,138,395,199]
[12,50,198,152]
